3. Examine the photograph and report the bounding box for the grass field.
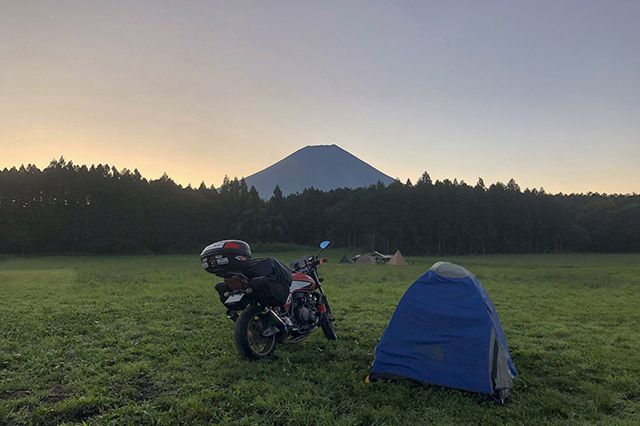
[1,252,639,425]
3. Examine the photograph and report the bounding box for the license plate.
[225,293,244,305]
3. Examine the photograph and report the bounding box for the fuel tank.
[289,272,317,292]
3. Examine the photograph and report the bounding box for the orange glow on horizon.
[1,2,638,195]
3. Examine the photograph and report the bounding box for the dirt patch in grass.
[0,388,31,400]
[42,384,69,404]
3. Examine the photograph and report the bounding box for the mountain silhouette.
[244,144,394,198]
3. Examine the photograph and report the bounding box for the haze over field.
[1,1,639,193]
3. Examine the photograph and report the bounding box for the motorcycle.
[219,240,337,359]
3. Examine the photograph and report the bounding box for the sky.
[1,1,639,194]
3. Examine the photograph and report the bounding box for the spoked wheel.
[234,304,278,359]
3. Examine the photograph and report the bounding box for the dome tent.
[369,261,517,402]
[355,254,376,265]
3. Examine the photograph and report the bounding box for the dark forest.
[1,158,638,255]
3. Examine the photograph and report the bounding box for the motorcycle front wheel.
[234,304,278,359]
[319,301,337,340]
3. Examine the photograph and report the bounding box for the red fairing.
[292,272,315,284]
[290,272,317,292]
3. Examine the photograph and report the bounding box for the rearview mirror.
[319,240,330,250]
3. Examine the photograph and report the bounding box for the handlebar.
[292,256,328,272]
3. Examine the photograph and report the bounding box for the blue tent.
[370,262,517,401]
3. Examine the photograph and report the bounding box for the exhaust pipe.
[267,309,288,333]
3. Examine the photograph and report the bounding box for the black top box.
[200,240,252,276]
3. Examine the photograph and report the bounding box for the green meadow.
[1,253,639,425]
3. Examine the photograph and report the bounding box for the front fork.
[316,284,333,319]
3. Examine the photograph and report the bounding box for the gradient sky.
[1,1,639,193]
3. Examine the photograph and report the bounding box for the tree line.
[1,158,638,255]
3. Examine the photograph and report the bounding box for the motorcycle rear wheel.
[234,305,278,359]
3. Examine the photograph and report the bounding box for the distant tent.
[339,255,352,264]
[373,251,392,263]
[356,254,376,265]
[369,261,517,402]
[387,250,408,266]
